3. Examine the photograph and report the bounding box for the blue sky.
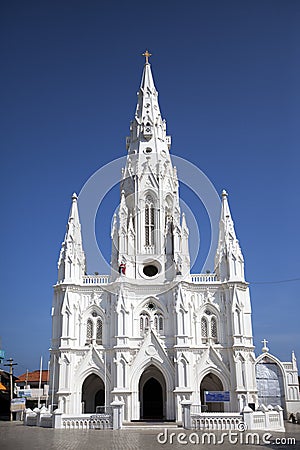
[1,0,299,375]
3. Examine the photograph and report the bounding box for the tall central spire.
[110,55,190,281]
[125,52,171,164]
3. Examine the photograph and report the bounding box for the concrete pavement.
[0,421,299,450]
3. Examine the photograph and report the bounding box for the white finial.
[72,192,78,201]
[222,189,228,197]
[262,339,269,353]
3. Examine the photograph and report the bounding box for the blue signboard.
[205,391,230,402]
[18,390,32,398]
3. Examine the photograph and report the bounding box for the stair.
[123,421,179,429]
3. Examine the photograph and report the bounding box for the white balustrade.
[62,413,112,429]
[190,409,242,431]
[190,274,218,283]
[189,405,285,432]
[82,275,110,285]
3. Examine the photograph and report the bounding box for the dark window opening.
[143,265,158,277]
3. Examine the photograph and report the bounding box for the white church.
[50,54,300,424]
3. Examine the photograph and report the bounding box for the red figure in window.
[119,262,126,275]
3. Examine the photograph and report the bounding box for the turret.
[57,193,86,283]
[215,190,245,282]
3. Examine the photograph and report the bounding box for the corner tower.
[111,52,190,282]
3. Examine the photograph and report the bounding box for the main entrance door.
[139,365,165,420]
[81,374,105,413]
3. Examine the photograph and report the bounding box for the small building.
[16,370,49,409]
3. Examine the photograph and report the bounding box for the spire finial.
[142,49,152,64]
[222,189,228,198]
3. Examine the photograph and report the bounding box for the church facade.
[50,57,299,422]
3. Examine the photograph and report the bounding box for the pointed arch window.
[96,318,103,345]
[145,195,155,246]
[211,317,217,339]
[154,313,164,333]
[235,308,242,335]
[140,312,150,335]
[86,312,103,346]
[201,318,208,342]
[201,310,218,344]
[86,319,93,344]
[159,315,163,332]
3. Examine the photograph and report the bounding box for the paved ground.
[0,421,299,450]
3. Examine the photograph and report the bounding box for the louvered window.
[145,196,155,246]
[96,318,103,344]
[86,319,93,344]
[201,317,208,339]
[211,317,217,340]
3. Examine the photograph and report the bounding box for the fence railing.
[62,413,112,429]
[184,404,285,432]
[190,409,242,430]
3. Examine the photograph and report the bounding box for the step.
[123,421,180,429]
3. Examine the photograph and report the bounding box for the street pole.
[4,358,18,421]
[38,355,43,408]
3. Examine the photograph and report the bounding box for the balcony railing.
[82,275,110,285]
[81,274,218,285]
[189,274,218,283]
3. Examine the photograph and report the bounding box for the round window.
[143,265,158,277]
[145,147,152,153]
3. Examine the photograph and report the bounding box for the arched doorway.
[200,373,224,412]
[256,358,285,415]
[139,365,166,420]
[81,374,105,413]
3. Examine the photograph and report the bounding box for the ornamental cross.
[142,50,152,64]
[262,339,268,347]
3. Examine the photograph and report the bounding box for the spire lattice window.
[145,195,155,246]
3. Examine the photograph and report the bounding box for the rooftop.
[17,370,49,384]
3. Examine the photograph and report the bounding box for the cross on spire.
[142,49,152,64]
[261,338,269,353]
